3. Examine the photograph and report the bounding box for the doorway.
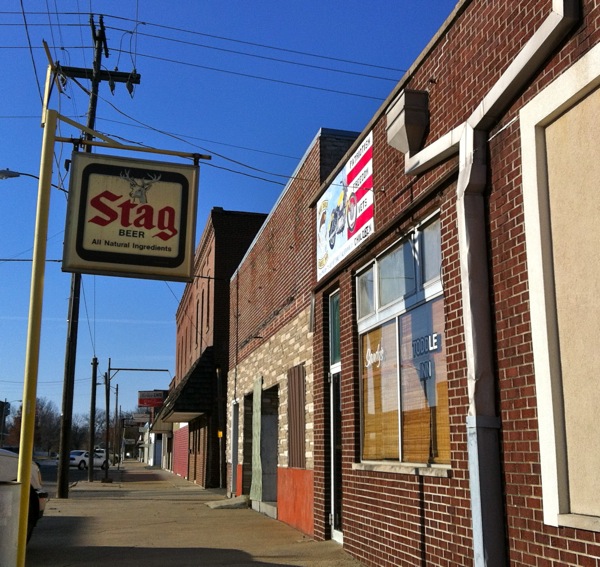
[330,370,343,542]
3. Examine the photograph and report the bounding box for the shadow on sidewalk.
[28,544,297,566]
[26,513,299,566]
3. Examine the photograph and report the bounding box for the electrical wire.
[80,276,97,356]
[98,118,300,160]
[0,10,406,73]
[18,1,44,104]
[105,25,399,83]
[108,14,407,73]
[107,49,387,101]
[64,74,320,187]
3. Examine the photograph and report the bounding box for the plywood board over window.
[545,87,600,518]
[521,43,600,529]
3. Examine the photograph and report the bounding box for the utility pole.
[56,15,141,498]
[103,368,111,483]
[88,357,98,482]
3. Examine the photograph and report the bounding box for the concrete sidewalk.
[25,461,362,567]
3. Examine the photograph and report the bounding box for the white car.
[67,449,109,470]
[0,448,48,541]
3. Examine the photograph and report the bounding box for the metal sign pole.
[16,108,58,567]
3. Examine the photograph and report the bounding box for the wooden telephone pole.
[56,15,141,498]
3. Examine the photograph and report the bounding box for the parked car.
[0,447,49,541]
[65,449,109,470]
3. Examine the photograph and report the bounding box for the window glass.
[361,320,399,460]
[422,217,441,284]
[399,297,449,464]
[378,240,416,307]
[356,213,448,466]
[329,292,341,365]
[357,267,375,319]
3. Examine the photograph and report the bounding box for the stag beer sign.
[62,152,199,281]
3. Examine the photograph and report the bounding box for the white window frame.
[357,214,442,335]
[520,41,600,530]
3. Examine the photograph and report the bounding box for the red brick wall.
[488,3,600,565]
[228,129,358,524]
[311,1,600,566]
[230,130,359,366]
[177,209,267,382]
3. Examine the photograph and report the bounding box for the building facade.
[225,0,600,565]
[309,0,600,565]
[227,129,359,535]
[153,208,266,487]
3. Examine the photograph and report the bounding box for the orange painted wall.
[236,463,243,496]
[277,468,314,536]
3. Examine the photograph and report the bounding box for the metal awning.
[151,347,216,430]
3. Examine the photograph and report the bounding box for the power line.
[123,51,386,101]
[2,43,389,101]
[0,11,406,73]
[63,74,313,185]
[109,14,407,73]
[18,1,43,104]
[105,25,399,82]
[97,118,300,160]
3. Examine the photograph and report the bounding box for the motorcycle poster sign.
[317,131,374,280]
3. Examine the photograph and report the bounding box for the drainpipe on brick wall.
[456,124,505,566]
[386,2,579,565]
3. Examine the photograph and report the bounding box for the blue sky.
[0,1,456,419]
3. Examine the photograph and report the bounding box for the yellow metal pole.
[16,108,57,567]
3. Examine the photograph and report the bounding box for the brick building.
[227,128,359,535]
[228,0,600,565]
[152,207,266,487]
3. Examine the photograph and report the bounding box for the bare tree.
[5,397,61,454]
[4,399,112,455]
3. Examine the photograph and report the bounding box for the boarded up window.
[546,89,600,516]
[288,364,306,468]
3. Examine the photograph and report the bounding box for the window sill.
[352,461,451,478]
[558,513,600,532]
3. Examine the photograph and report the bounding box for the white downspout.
[389,2,579,565]
[457,124,505,566]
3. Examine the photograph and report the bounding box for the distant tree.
[4,400,114,455]
[5,397,61,454]
[36,398,61,454]
[69,413,89,450]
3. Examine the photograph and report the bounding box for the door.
[330,370,343,542]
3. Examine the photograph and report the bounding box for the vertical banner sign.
[317,131,374,280]
[63,152,199,282]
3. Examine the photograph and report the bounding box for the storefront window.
[399,297,449,464]
[358,215,449,465]
[357,266,375,319]
[421,217,441,285]
[361,320,399,460]
[378,239,416,307]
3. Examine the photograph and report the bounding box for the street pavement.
[25,460,363,567]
